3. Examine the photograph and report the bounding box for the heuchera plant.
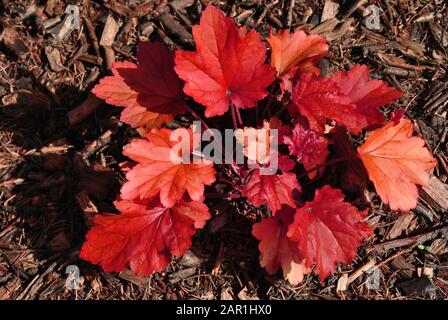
[82,5,437,284]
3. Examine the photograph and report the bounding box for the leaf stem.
[234,105,243,127]
[298,157,348,179]
[185,105,210,131]
[186,105,238,167]
[206,193,242,199]
[230,103,239,129]
[273,104,287,119]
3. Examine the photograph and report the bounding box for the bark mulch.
[0,0,447,300]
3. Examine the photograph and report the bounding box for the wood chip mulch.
[0,0,447,300]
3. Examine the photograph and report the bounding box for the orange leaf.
[120,128,216,208]
[268,29,328,77]
[358,117,437,211]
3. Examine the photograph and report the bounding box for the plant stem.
[186,105,210,131]
[230,103,239,129]
[234,105,243,127]
[263,86,276,120]
[186,105,237,166]
[273,104,287,119]
[298,157,348,179]
[206,193,242,199]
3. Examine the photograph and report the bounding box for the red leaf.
[92,42,186,128]
[287,186,372,282]
[358,117,436,211]
[243,164,300,213]
[330,65,402,131]
[290,73,355,133]
[120,128,216,208]
[174,5,275,117]
[291,66,402,133]
[283,122,329,179]
[252,207,310,284]
[80,198,210,275]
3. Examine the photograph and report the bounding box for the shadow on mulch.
[1,0,448,300]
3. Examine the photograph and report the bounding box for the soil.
[0,0,447,300]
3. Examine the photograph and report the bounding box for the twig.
[347,259,376,285]
[68,94,102,126]
[83,16,102,65]
[373,226,448,252]
[287,0,296,28]
[81,130,113,159]
[341,0,368,20]
[65,40,89,67]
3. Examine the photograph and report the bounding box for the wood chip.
[430,238,448,255]
[220,287,234,300]
[336,273,349,292]
[118,269,149,286]
[321,0,339,22]
[429,21,448,47]
[237,287,259,300]
[421,176,448,212]
[386,213,416,240]
[170,0,195,11]
[48,15,76,42]
[1,27,28,55]
[100,15,119,47]
[158,13,193,46]
[168,267,197,284]
[310,17,340,35]
[391,256,414,278]
[45,47,64,72]
[178,250,206,267]
[75,190,99,227]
